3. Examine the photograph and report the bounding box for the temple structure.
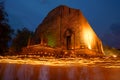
[23,5,104,57]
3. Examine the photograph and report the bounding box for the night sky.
[5,0,120,48]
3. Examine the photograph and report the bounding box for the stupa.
[23,5,104,57]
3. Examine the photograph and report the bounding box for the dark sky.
[5,0,120,48]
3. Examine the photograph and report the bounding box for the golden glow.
[0,57,95,66]
[88,45,91,50]
[0,56,120,68]
[112,55,117,58]
[71,47,74,49]
[65,51,68,54]
[83,27,93,50]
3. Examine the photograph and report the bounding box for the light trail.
[0,56,120,68]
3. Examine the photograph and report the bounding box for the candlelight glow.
[0,56,120,68]
[112,55,117,58]
[0,56,120,80]
[83,28,93,50]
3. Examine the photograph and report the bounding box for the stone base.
[22,45,104,58]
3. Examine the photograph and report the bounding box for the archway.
[64,29,74,50]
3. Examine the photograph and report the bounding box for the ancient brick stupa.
[23,5,104,57]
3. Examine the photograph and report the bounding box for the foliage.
[103,45,120,56]
[0,1,13,55]
[10,27,33,53]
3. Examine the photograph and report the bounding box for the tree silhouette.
[10,27,33,53]
[0,1,13,55]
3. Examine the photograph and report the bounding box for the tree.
[10,27,33,53]
[0,1,13,55]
